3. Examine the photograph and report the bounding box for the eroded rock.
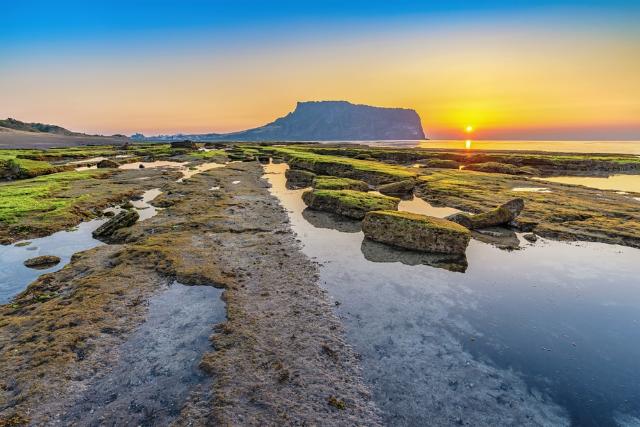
[377,179,416,196]
[447,198,524,230]
[92,210,139,241]
[23,255,61,269]
[302,189,399,219]
[362,210,471,255]
[285,169,316,188]
[422,159,460,169]
[97,159,120,168]
[464,162,538,176]
[170,140,198,150]
[312,176,369,191]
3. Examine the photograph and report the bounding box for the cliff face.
[133,101,426,141]
[224,101,425,141]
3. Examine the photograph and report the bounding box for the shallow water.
[511,186,552,193]
[176,162,225,182]
[119,160,225,182]
[119,160,186,170]
[264,163,640,426]
[339,140,640,155]
[534,174,640,194]
[0,188,161,303]
[0,220,106,304]
[63,281,225,426]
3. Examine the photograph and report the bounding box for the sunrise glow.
[2,2,639,140]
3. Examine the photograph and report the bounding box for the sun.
[465,125,474,133]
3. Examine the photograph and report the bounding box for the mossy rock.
[92,210,139,241]
[464,162,538,176]
[302,189,399,219]
[97,159,120,168]
[312,176,369,191]
[422,159,460,169]
[447,198,524,230]
[170,140,198,150]
[362,210,471,255]
[377,179,416,196]
[23,255,61,269]
[285,169,316,188]
[266,146,417,185]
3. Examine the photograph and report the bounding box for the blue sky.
[2,1,639,138]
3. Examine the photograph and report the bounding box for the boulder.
[422,159,459,169]
[313,176,369,191]
[464,162,538,176]
[377,179,416,196]
[97,159,120,168]
[523,233,538,243]
[23,255,61,269]
[446,198,524,230]
[92,210,139,241]
[362,210,471,255]
[285,169,316,188]
[170,140,198,150]
[302,189,399,219]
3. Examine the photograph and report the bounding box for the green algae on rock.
[447,198,524,230]
[263,146,417,185]
[92,210,140,242]
[377,179,417,196]
[23,255,61,270]
[302,189,400,219]
[463,162,539,176]
[416,169,640,248]
[421,159,460,169]
[362,210,471,255]
[312,176,369,191]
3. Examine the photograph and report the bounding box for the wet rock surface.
[170,140,198,150]
[313,175,369,191]
[96,159,119,168]
[464,161,538,175]
[22,255,61,269]
[362,210,471,255]
[0,162,381,426]
[377,179,416,196]
[92,209,139,241]
[285,168,315,188]
[447,198,524,230]
[302,189,399,219]
[63,282,225,426]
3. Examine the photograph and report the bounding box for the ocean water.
[324,140,640,155]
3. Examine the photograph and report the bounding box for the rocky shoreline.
[0,163,381,425]
[2,142,640,425]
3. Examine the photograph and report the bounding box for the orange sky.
[1,12,639,139]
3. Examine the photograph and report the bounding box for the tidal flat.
[1,142,640,426]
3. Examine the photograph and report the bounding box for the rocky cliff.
[134,101,426,141]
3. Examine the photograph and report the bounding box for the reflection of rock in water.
[360,238,468,273]
[472,227,521,251]
[63,282,225,426]
[302,208,362,233]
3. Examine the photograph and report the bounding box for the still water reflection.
[0,188,162,303]
[535,174,640,194]
[265,162,640,427]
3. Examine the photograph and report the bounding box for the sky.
[1,1,639,140]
